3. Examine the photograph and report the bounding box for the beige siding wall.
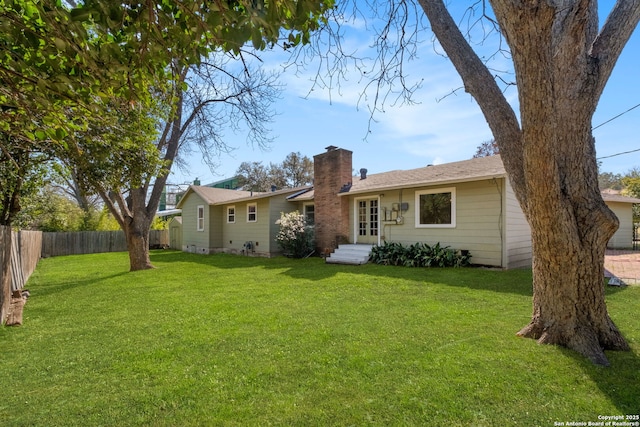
[220,198,274,255]
[181,192,308,257]
[348,180,505,266]
[180,193,211,253]
[504,180,532,268]
[606,202,634,249]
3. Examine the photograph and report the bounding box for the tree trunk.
[417,0,640,365]
[515,129,629,366]
[493,1,631,366]
[123,214,154,271]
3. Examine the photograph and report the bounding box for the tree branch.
[417,0,524,194]
[590,0,640,99]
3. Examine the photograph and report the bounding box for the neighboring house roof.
[340,155,507,196]
[601,193,640,204]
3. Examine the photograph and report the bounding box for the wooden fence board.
[12,230,42,292]
[1,227,42,323]
[9,230,43,292]
[10,236,24,293]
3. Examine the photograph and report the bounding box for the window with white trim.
[227,206,235,223]
[247,203,257,222]
[197,205,205,231]
[415,188,456,228]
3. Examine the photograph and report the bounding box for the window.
[304,204,315,225]
[227,206,235,223]
[415,188,456,228]
[197,205,205,231]
[247,203,257,222]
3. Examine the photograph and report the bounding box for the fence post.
[0,226,12,324]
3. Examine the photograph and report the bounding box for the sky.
[168,1,640,188]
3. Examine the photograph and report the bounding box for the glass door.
[357,198,379,244]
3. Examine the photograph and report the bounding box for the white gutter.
[156,209,182,217]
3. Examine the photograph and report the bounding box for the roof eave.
[211,186,312,205]
[338,173,508,196]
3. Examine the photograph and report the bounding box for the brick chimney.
[313,146,352,253]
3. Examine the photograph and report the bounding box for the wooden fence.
[1,227,168,324]
[41,230,169,258]
[0,228,43,294]
[1,228,168,292]
[10,230,42,292]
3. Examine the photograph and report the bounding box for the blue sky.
[169,2,640,187]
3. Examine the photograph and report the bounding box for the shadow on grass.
[560,345,640,414]
[149,250,536,296]
[33,272,129,298]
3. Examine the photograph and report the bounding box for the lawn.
[1,251,639,426]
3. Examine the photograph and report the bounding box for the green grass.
[1,251,639,426]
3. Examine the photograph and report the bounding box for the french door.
[356,198,379,244]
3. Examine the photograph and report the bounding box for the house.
[600,191,640,248]
[175,185,313,256]
[313,147,532,268]
[171,146,639,267]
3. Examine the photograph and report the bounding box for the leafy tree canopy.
[472,139,499,158]
[621,168,640,197]
[0,0,335,147]
[236,152,314,191]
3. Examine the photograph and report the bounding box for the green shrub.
[370,241,471,267]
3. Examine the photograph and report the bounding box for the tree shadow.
[150,250,535,296]
[559,345,640,414]
[31,272,129,298]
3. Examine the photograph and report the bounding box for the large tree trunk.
[418,0,640,365]
[124,215,154,271]
[102,187,156,272]
[495,1,632,366]
[515,128,629,366]
[122,188,155,271]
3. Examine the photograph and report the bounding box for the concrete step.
[326,244,373,265]
[326,256,369,265]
